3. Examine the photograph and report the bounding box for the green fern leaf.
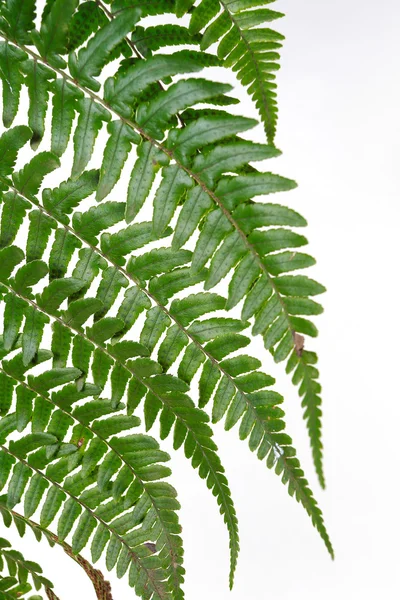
[12,153,60,199]
[126,141,169,223]
[104,50,217,117]
[67,1,106,52]
[69,8,141,91]
[71,98,111,179]
[132,24,202,56]
[153,165,193,236]
[137,78,233,139]
[51,79,83,157]
[0,0,36,44]
[42,169,99,225]
[0,43,26,128]
[167,114,258,163]
[32,0,78,68]
[96,121,140,201]
[21,60,55,150]
[0,126,31,178]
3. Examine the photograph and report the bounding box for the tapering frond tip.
[174,0,285,142]
[166,399,241,590]
[317,466,326,490]
[227,504,239,589]
[287,349,326,488]
[273,448,333,559]
[279,457,334,559]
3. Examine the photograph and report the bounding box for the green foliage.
[0,1,331,598]
[68,8,141,91]
[178,0,284,142]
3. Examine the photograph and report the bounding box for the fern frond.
[0,266,238,591]
[0,276,187,597]
[287,349,325,488]
[0,0,331,595]
[210,379,333,556]
[176,0,284,142]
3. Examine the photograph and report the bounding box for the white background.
[4,0,400,597]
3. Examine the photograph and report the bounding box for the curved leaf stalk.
[0,504,112,600]
[57,546,113,600]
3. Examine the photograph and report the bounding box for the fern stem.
[59,544,113,600]
[0,504,113,600]
[0,444,166,599]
